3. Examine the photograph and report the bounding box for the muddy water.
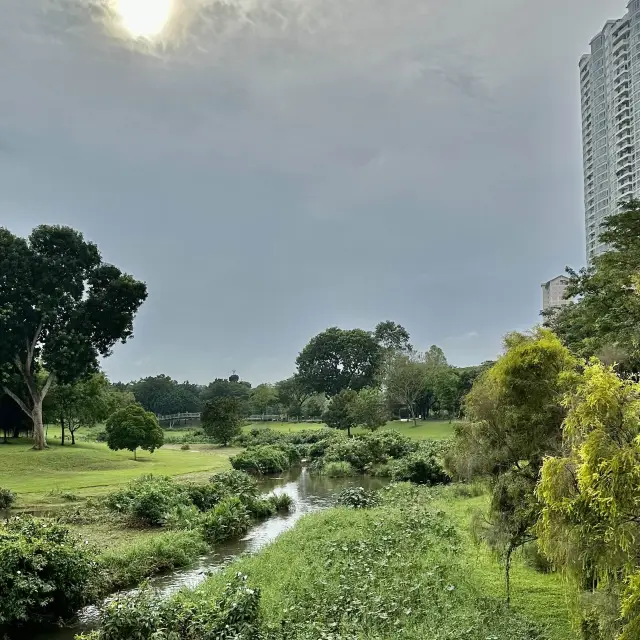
[31,467,386,640]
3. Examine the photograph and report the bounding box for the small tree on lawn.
[323,389,358,437]
[106,405,164,460]
[350,388,388,431]
[201,397,243,446]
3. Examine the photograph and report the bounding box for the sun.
[116,0,173,38]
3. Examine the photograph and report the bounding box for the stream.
[31,467,387,640]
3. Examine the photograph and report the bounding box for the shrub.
[100,531,207,592]
[322,438,376,471]
[0,516,99,625]
[105,475,188,526]
[201,497,251,543]
[185,482,225,512]
[336,487,380,509]
[210,470,258,497]
[230,445,291,475]
[95,430,107,442]
[365,430,417,460]
[181,444,190,450]
[389,445,451,486]
[323,461,357,478]
[0,487,16,510]
[164,504,202,531]
[268,493,293,512]
[243,496,277,518]
[86,573,261,640]
[522,541,554,574]
[60,491,79,502]
[286,428,340,445]
[232,427,286,447]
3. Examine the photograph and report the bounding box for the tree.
[350,388,388,431]
[296,327,383,397]
[305,395,325,419]
[47,373,111,445]
[201,397,243,446]
[447,329,578,603]
[385,354,427,425]
[129,375,202,416]
[0,225,147,449]
[546,200,640,371]
[276,376,312,420]
[537,360,640,639]
[374,321,412,353]
[433,367,461,420]
[106,405,164,460]
[250,384,278,418]
[322,389,358,437]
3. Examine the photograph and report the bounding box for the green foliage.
[546,200,640,371]
[230,445,292,475]
[296,327,384,396]
[322,461,357,477]
[200,497,251,543]
[0,487,15,509]
[268,493,293,512]
[350,387,388,430]
[275,376,312,420]
[388,442,451,485]
[374,320,412,353]
[250,383,279,416]
[84,572,262,640]
[0,224,147,449]
[322,389,358,436]
[336,486,380,508]
[105,475,188,526]
[100,530,207,592]
[201,396,244,446]
[129,375,202,415]
[209,469,259,497]
[537,360,640,639]
[0,516,100,625]
[106,404,164,459]
[233,427,286,447]
[385,353,429,422]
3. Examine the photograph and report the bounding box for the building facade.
[541,276,570,312]
[580,1,640,263]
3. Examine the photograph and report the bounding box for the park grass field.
[0,440,238,506]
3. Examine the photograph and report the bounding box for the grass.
[433,487,577,640]
[159,483,574,640]
[0,439,239,506]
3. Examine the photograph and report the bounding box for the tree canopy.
[0,225,147,449]
[201,397,244,446]
[105,404,164,460]
[296,327,383,397]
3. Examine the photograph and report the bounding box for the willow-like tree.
[0,225,147,449]
[537,360,640,639]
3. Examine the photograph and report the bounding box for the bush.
[85,573,261,640]
[105,475,188,526]
[522,541,554,574]
[95,430,107,442]
[232,427,286,447]
[286,428,340,445]
[181,444,190,450]
[185,482,226,512]
[200,497,251,543]
[336,487,380,509]
[0,516,100,625]
[323,461,357,478]
[230,445,292,475]
[164,504,202,531]
[322,437,376,471]
[0,487,16,509]
[210,470,258,497]
[389,444,451,486]
[268,493,293,512]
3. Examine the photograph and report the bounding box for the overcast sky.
[0,0,624,384]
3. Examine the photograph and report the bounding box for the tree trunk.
[133,448,137,460]
[61,417,65,446]
[347,425,351,438]
[71,429,75,445]
[505,544,513,607]
[32,399,46,450]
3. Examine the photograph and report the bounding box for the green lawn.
[0,440,238,505]
[434,489,577,640]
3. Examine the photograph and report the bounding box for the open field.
[0,440,238,506]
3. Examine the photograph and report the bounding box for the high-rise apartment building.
[580,1,640,263]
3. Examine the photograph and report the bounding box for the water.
[30,467,386,640]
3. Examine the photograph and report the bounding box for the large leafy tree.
[0,225,147,449]
[105,405,164,460]
[201,397,243,446]
[385,354,427,424]
[322,389,358,437]
[546,200,640,371]
[447,329,578,603]
[350,388,388,431]
[537,361,640,639]
[296,327,383,397]
[374,321,412,354]
[276,376,312,420]
[250,384,279,418]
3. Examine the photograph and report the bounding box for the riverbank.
[85,482,576,640]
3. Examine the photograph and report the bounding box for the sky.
[0,0,625,384]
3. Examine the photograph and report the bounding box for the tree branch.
[25,319,44,376]
[42,373,55,400]
[2,386,32,419]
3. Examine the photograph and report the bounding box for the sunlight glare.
[116,0,173,38]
